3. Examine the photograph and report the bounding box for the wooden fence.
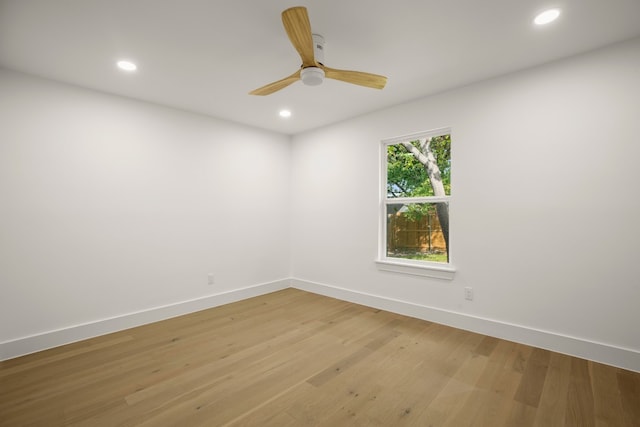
[387,211,446,253]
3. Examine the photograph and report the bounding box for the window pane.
[386,202,449,263]
[386,135,451,198]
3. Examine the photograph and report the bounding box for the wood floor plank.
[564,357,596,427]
[471,356,526,426]
[407,332,487,425]
[306,319,401,388]
[506,401,538,426]
[474,335,500,357]
[449,339,523,426]
[617,368,640,426]
[310,332,435,426]
[589,362,626,427]
[514,347,552,408]
[533,351,573,427]
[1,288,639,427]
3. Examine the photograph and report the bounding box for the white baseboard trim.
[4,277,638,373]
[0,279,290,362]
[290,278,640,373]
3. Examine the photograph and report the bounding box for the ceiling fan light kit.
[249,6,387,96]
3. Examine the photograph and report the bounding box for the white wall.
[290,37,640,371]
[0,69,291,358]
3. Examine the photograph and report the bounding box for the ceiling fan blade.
[249,69,301,96]
[281,7,316,67]
[323,66,387,90]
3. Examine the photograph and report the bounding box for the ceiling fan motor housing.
[312,34,325,64]
[301,67,325,86]
[300,34,325,86]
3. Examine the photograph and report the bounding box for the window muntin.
[381,130,451,266]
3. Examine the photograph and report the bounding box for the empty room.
[1,1,639,426]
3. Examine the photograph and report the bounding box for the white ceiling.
[1,0,640,135]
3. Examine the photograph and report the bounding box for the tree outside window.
[382,131,451,264]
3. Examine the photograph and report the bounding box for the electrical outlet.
[464,287,474,301]
[207,274,215,286]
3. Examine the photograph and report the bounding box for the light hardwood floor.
[1,288,639,426]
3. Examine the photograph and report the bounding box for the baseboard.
[291,278,640,373]
[5,277,638,372]
[0,279,290,361]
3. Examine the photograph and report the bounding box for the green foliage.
[386,145,427,197]
[386,134,451,198]
[404,203,429,221]
[386,134,451,220]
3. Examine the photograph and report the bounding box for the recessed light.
[117,60,137,71]
[534,8,561,25]
[279,110,292,118]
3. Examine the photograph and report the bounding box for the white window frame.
[376,128,456,280]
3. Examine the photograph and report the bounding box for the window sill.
[375,259,456,280]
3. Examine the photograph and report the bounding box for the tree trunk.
[401,139,449,260]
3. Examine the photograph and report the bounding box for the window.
[377,128,454,279]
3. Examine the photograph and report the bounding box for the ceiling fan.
[249,6,387,96]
